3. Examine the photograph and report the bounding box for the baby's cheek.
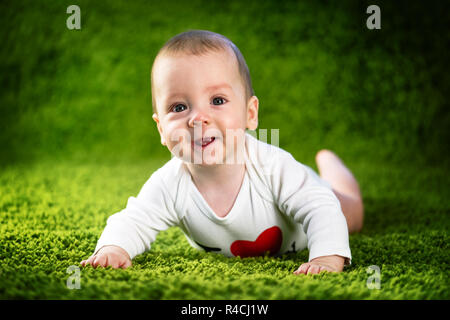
[165,125,190,144]
[164,131,189,156]
[222,116,247,133]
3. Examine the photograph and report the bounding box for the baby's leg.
[315,150,364,234]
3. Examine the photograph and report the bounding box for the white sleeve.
[271,153,352,264]
[93,169,179,260]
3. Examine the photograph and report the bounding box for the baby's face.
[152,49,258,165]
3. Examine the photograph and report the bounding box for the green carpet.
[0,159,448,299]
[0,0,449,299]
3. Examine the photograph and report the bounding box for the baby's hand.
[293,255,344,275]
[80,245,132,269]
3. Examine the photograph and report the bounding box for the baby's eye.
[212,97,226,105]
[171,104,187,113]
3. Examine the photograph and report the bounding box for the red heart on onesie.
[230,226,283,258]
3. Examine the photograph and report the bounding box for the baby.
[81,30,364,275]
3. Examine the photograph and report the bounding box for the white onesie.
[95,133,352,264]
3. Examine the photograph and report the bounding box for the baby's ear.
[246,96,259,131]
[152,113,166,146]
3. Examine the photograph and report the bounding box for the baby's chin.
[174,154,227,166]
[171,151,245,167]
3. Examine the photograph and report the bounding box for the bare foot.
[315,150,364,233]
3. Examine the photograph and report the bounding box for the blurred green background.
[1,0,448,167]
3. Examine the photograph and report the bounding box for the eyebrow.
[165,83,233,101]
[204,83,233,92]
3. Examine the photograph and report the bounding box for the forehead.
[152,49,242,95]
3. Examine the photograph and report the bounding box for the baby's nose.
[188,110,211,128]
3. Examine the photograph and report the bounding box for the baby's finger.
[319,266,332,273]
[293,265,302,275]
[294,263,310,275]
[109,257,120,269]
[81,256,95,267]
[120,259,132,269]
[307,264,321,275]
[300,263,311,274]
[92,255,106,268]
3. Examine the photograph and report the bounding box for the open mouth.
[193,137,216,148]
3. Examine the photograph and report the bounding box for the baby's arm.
[269,153,352,275]
[80,168,179,269]
[80,245,131,269]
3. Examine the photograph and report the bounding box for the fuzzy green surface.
[1,0,449,299]
[0,159,449,299]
